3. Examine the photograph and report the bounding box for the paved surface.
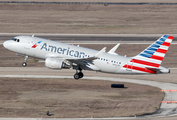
[0,35,160,42]
[1,67,177,120]
[1,67,177,83]
[0,34,177,42]
[1,1,177,5]
[1,34,177,45]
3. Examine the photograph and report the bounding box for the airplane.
[3,35,173,80]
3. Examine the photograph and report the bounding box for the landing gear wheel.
[78,72,84,78]
[74,73,80,80]
[22,62,27,67]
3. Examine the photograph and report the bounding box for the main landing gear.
[22,56,28,67]
[74,68,84,80]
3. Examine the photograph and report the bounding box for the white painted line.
[169,68,177,69]
[1,42,177,45]
[68,43,177,45]
[0,33,177,37]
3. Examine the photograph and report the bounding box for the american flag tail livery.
[124,35,173,74]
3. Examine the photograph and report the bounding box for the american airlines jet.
[3,35,173,80]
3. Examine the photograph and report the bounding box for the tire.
[74,73,80,80]
[78,72,84,78]
[22,62,27,67]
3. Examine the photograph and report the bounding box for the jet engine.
[45,58,70,69]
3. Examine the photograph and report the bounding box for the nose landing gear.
[22,56,28,67]
[22,62,27,67]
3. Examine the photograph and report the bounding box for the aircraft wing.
[67,47,106,61]
[66,47,106,68]
[46,47,106,69]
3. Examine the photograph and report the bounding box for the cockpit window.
[12,38,20,42]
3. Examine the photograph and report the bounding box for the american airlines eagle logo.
[32,41,42,48]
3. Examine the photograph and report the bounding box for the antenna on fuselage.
[32,34,34,37]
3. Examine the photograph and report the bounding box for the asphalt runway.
[0,34,177,43]
[1,1,177,5]
[1,34,177,45]
[0,35,159,41]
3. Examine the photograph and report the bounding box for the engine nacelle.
[45,58,70,70]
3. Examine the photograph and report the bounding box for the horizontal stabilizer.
[146,66,170,74]
[108,43,120,55]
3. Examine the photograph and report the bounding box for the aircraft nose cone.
[3,40,12,49]
[3,41,8,49]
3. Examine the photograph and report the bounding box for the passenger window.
[17,39,20,42]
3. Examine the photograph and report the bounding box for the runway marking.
[2,42,155,44]
[1,33,177,37]
[161,101,177,103]
[1,43,177,45]
[161,90,177,92]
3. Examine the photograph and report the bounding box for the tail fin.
[132,35,173,68]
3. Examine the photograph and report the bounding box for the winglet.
[94,47,106,58]
[108,43,120,55]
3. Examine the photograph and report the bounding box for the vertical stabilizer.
[132,35,173,69]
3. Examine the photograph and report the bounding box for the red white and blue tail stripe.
[123,35,173,74]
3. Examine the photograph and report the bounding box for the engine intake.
[45,58,70,70]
